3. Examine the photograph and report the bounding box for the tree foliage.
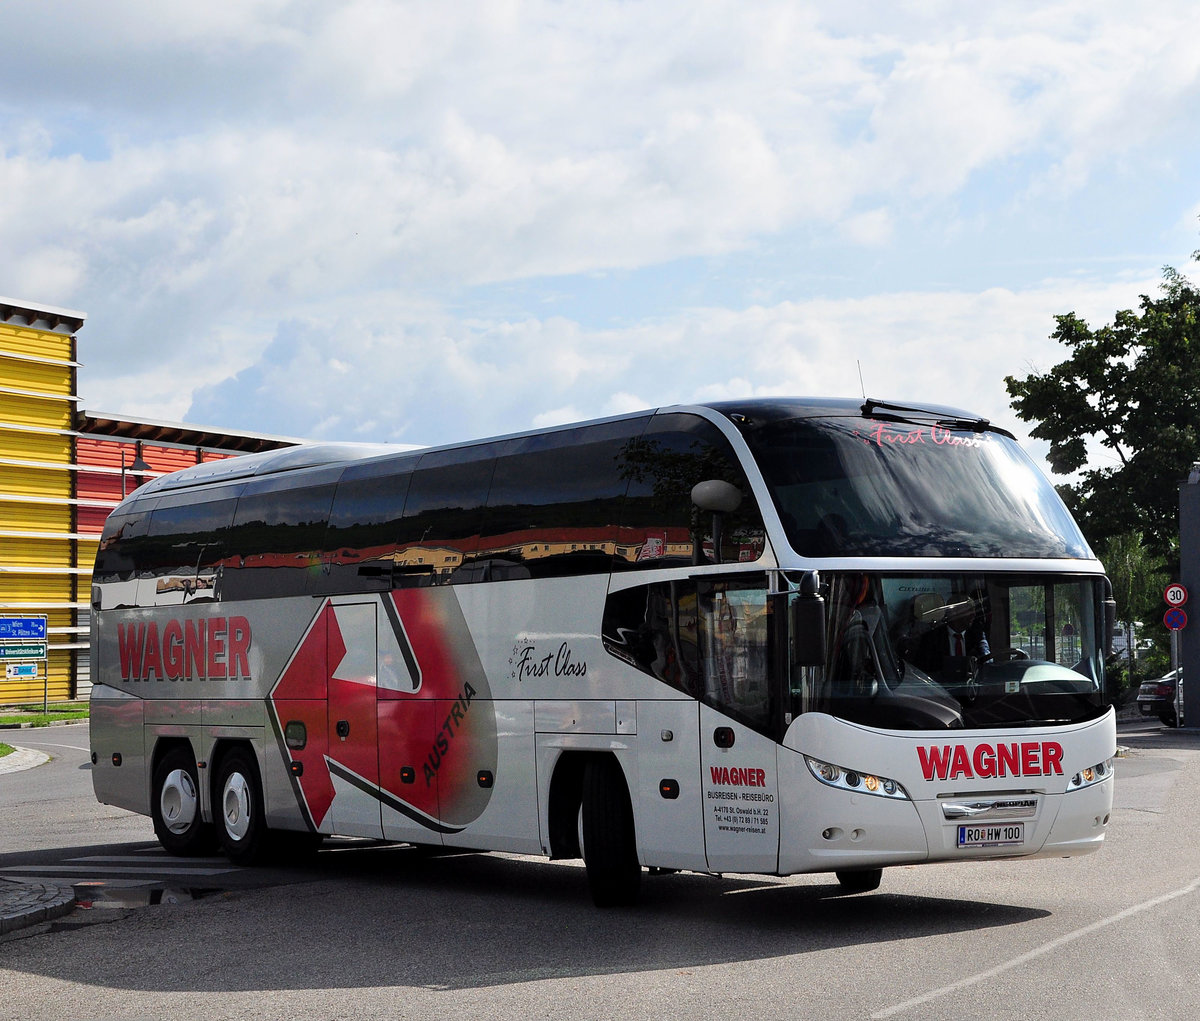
[1095,531,1169,689]
[1005,264,1200,564]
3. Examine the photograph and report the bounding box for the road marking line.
[1,865,237,876]
[72,855,232,865]
[871,876,1200,1019]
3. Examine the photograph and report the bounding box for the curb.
[0,718,89,730]
[0,746,50,775]
[0,880,76,935]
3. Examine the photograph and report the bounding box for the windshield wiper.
[860,398,1007,436]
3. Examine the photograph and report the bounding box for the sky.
[3,1,1200,475]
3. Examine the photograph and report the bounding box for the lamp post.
[121,441,151,498]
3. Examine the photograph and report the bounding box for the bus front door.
[699,704,780,873]
[696,578,780,873]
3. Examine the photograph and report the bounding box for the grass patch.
[0,743,13,758]
[0,704,89,728]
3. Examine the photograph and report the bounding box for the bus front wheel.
[215,747,269,865]
[580,757,641,908]
[835,868,883,893]
[152,746,214,856]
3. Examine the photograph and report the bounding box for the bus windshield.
[742,414,1092,559]
[791,571,1109,730]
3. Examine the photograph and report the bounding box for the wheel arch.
[208,737,262,786]
[546,749,635,860]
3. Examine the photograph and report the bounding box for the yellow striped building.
[1,296,298,704]
[0,298,86,703]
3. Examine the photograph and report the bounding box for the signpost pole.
[1164,584,1189,727]
[1172,630,1180,725]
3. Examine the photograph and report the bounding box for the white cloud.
[146,273,1163,465]
[0,0,1195,465]
[532,406,582,429]
[842,208,894,247]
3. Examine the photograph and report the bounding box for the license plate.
[958,823,1024,848]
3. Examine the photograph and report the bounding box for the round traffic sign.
[1165,607,1188,631]
[1165,583,1189,607]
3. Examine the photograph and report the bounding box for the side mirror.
[1103,577,1117,657]
[691,480,742,514]
[690,480,743,565]
[1104,601,1117,658]
[790,571,826,667]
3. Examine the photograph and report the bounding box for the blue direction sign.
[5,663,38,680]
[0,616,47,641]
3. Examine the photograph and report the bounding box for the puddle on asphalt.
[72,883,220,909]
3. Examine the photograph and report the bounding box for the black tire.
[835,868,883,894]
[1161,709,1178,728]
[580,757,641,908]
[151,746,215,856]
[215,747,270,865]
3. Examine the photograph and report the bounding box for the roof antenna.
[857,360,867,401]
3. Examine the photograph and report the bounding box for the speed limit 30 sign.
[1165,583,1189,608]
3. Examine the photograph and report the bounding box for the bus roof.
[128,395,1006,500]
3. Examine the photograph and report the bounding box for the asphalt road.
[1,719,1197,1020]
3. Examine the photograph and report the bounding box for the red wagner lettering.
[709,765,767,787]
[116,616,252,682]
[917,741,1064,781]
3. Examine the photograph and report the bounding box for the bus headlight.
[1068,757,1113,791]
[804,756,910,800]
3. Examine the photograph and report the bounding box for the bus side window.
[479,419,644,581]
[223,470,339,601]
[316,460,413,595]
[603,577,774,734]
[696,579,772,731]
[139,490,241,605]
[395,449,497,586]
[616,414,766,569]
[93,504,156,610]
[602,581,702,697]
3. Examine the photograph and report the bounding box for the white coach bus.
[89,398,1117,906]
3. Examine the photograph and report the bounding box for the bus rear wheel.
[215,747,269,865]
[580,757,641,908]
[835,868,882,894]
[152,746,215,856]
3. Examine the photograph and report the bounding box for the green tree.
[1005,264,1200,566]
[1095,531,1168,693]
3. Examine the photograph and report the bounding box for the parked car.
[1137,669,1183,727]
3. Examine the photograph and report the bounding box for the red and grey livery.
[268,589,498,836]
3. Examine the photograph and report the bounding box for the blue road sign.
[0,616,47,641]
